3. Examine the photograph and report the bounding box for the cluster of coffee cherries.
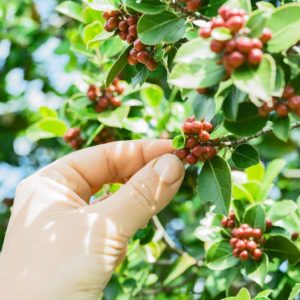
[94,128,116,145]
[103,10,138,44]
[174,117,217,165]
[128,39,158,71]
[258,85,300,118]
[222,214,272,262]
[199,7,272,75]
[177,0,202,13]
[87,79,125,113]
[64,128,83,149]
[103,10,158,71]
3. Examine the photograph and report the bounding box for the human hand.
[0,140,185,300]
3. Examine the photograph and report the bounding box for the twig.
[152,215,203,266]
[217,122,300,148]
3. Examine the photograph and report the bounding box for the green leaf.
[192,93,216,121]
[87,31,115,48]
[39,106,58,118]
[273,66,285,97]
[222,87,248,121]
[257,159,286,201]
[245,254,269,287]
[138,11,186,45]
[273,117,290,142]
[172,134,186,149]
[232,144,260,169]
[235,288,252,300]
[122,117,149,133]
[197,156,232,215]
[87,0,115,11]
[246,162,265,182]
[264,235,300,264]
[244,204,266,230]
[288,283,300,300]
[224,102,268,137]
[232,55,276,102]
[266,3,300,53]
[82,21,103,48]
[106,46,131,86]
[141,84,164,107]
[169,59,225,89]
[131,66,149,88]
[163,253,196,285]
[255,290,273,298]
[211,27,232,41]
[97,106,130,128]
[268,200,298,222]
[125,0,166,14]
[206,240,239,271]
[56,1,83,22]
[174,38,217,64]
[247,10,271,38]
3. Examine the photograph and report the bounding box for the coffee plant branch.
[219,121,300,147]
[152,216,204,266]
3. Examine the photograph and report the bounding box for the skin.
[0,139,185,300]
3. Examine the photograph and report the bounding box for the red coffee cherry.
[246,240,257,252]
[211,17,225,29]
[260,28,272,43]
[137,51,150,64]
[118,21,128,32]
[236,240,247,251]
[199,131,210,142]
[128,25,137,37]
[146,59,158,71]
[244,227,253,238]
[202,121,213,132]
[283,86,295,99]
[119,31,127,41]
[174,148,189,160]
[227,219,235,228]
[252,38,263,49]
[87,85,97,101]
[186,136,198,148]
[186,153,198,165]
[230,237,238,247]
[288,95,300,110]
[225,40,236,53]
[191,145,204,157]
[292,232,299,241]
[183,122,194,134]
[191,121,203,133]
[103,11,113,20]
[210,40,225,53]
[128,55,137,65]
[248,48,263,65]
[199,27,211,39]
[233,248,240,257]
[126,35,136,44]
[186,0,202,12]
[239,250,249,261]
[253,248,263,260]
[266,219,273,231]
[107,17,120,30]
[276,104,289,117]
[252,228,262,239]
[127,16,138,26]
[134,39,146,51]
[226,16,244,33]
[236,37,253,53]
[221,217,229,227]
[228,51,245,68]
[206,147,217,159]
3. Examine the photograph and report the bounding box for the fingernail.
[153,154,184,184]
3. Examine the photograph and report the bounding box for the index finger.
[42,139,174,201]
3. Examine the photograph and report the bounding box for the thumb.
[91,154,185,237]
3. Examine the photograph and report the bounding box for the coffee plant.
[1,0,300,299]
